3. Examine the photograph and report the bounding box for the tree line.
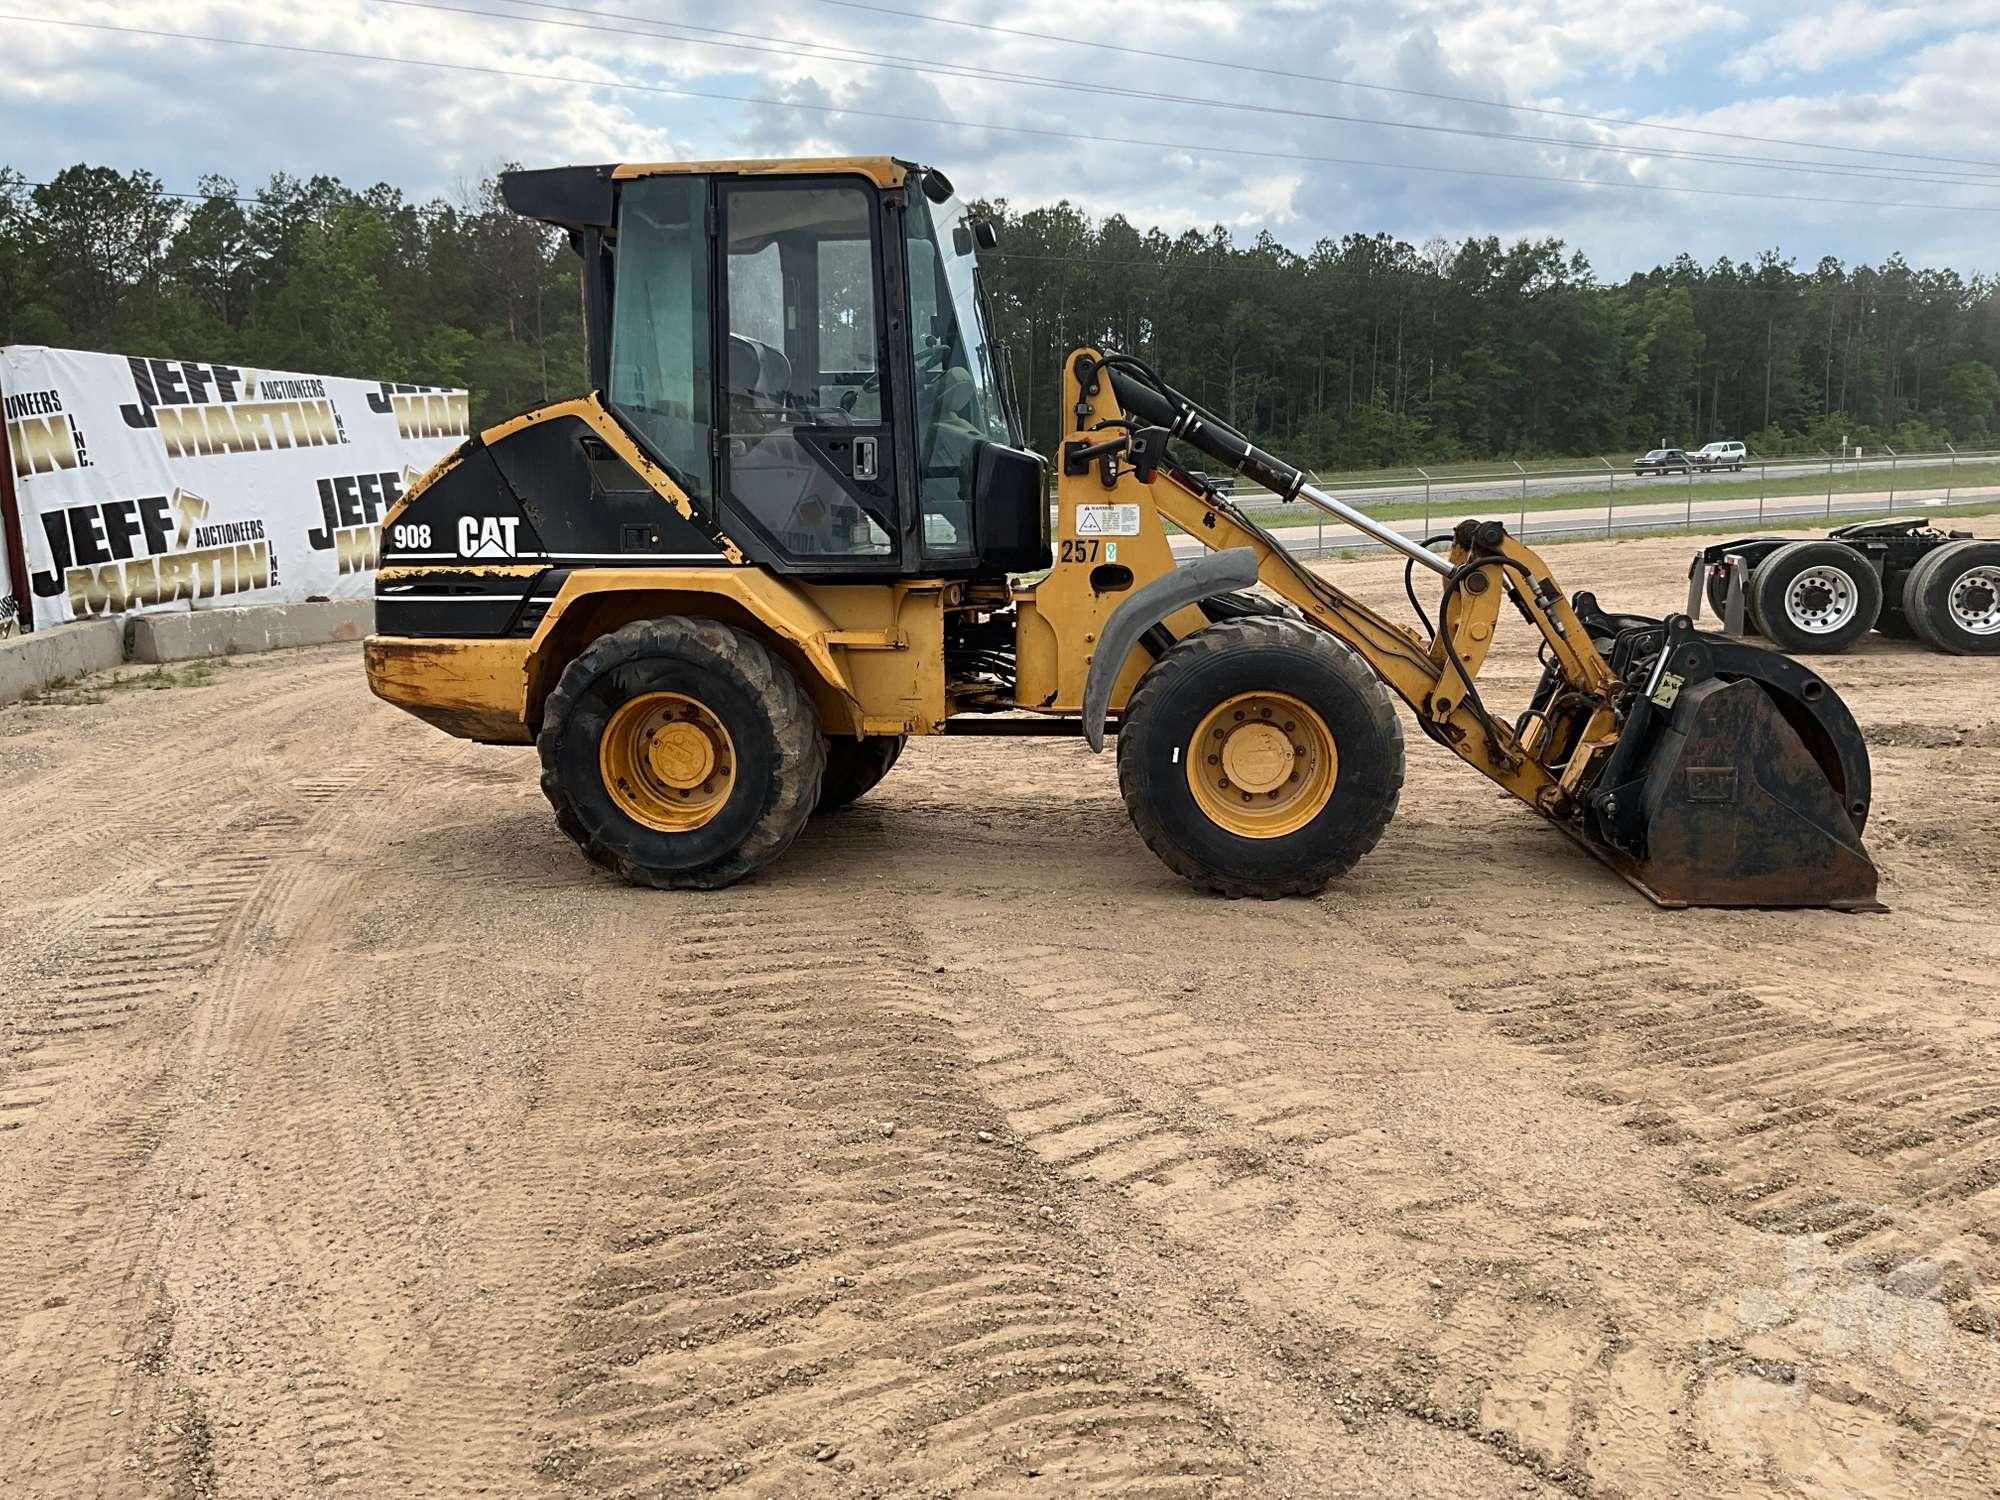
[3,162,1995,470]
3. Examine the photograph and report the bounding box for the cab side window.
[607,176,713,501]
[720,183,895,562]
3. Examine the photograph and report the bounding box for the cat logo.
[458,515,521,558]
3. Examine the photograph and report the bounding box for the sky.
[2,0,1994,278]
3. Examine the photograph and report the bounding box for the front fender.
[1081,547,1260,752]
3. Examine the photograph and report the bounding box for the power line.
[11,14,2000,214]
[397,0,2000,188]
[795,0,2000,174]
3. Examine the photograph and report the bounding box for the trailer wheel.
[1748,540,1882,655]
[1116,616,1404,898]
[538,618,826,888]
[1903,540,2000,655]
[816,733,905,812]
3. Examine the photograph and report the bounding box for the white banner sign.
[1,344,466,628]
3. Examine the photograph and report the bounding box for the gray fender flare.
[1081,547,1261,752]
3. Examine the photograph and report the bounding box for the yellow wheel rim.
[1186,691,1338,839]
[599,692,736,833]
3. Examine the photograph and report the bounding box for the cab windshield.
[904,172,1019,551]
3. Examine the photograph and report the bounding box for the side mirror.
[922,169,956,204]
[974,219,999,250]
[952,224,973,257]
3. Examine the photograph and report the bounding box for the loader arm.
[1068,349,1619,820]
[1065,348,1879,909]
[1139,464,1624,816]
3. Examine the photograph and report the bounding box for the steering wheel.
[839,344,952,412]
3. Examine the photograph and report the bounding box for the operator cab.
[502,158,1048,579]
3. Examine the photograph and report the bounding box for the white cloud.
[0,0,1990,277]
[1728,2,2000,82]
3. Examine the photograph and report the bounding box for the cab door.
[716,178,904,572]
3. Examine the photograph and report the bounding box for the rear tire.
[1748,540,1881,655]
[1116,616,1404,898]
[537,618,825,888]
[1903,540,2000,655]
[816,733,905,812]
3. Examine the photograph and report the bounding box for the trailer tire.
[1748,540,1881,655]
[538,617,826,888]
[1903,540,2000,655]
[1117,616,1404,898]
[816,733,906,812]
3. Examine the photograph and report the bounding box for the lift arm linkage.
[1070,349,1623,817]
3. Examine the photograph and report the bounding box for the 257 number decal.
[1060,538,1101,563]
[389,523,432,549]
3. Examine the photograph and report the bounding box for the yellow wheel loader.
[364,157,1880,909]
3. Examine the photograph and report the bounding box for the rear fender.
[527,571,865,736]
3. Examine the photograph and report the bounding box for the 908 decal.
[389,522,433,549]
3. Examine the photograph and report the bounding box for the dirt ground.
[4,533,1997,1500]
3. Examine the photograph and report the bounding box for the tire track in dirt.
[0,800,316,1499]
[135,756,603,1499]
[1452,963,2000,1332]
[0,695,413,1498]
[914,915,2000,1500]
[541,906,1250,1498]
[920,929,1632,1497]
[0,819,304,1139]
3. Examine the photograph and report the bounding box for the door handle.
[852,435,878,482]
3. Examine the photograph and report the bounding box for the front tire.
[1748,540,1881,655]
[1116,616,1404,898]
[537,618,826,888]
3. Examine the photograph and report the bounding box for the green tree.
[1944,359,2000,440]
[245,202,401,377]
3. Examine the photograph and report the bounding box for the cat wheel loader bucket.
[1562,604,1879,909]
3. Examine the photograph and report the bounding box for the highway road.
[1169,480,2000,561]
[1269,450,1988,510]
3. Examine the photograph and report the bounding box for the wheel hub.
[1950,567,2000,635]
[1187,691,1339,839]
[1785,565,1858,634]
[600,692,735,832]
[648,719,716,788]
[1220,721,1294,793]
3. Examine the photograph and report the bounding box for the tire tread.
[1116,615,1404,898]
[536,617,826,888]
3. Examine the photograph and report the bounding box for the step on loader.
[364,157,1880,910]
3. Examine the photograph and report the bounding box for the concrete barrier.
[0,619,126,704]
[129,600,375,664]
